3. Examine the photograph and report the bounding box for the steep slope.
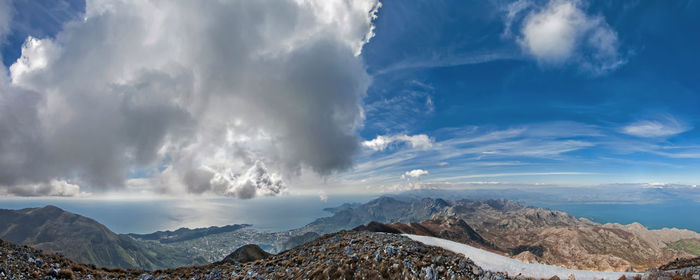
[0,206,196,269]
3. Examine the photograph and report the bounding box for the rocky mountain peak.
[216,244,271,264]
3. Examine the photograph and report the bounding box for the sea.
[0,195,378,234]
[533,199,700,233]
[0,195,699,234]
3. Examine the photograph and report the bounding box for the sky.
[0,0,699,200]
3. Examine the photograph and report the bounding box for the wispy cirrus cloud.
[298,118,700,195]
[435,172,595,181]
[621,115,691,138]
[372,51,519,76]
[348,122,600,186]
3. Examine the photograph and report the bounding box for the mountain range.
[1,196,699,274]
[1,221,698,280]
[294,197,700,272]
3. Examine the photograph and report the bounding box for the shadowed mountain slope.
[358,216,500,251]
[0,206,197,270]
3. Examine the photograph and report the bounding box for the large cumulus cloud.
[0,0,381,198]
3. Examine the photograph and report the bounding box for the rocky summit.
[216,244,271,265]
[0,230,513,280]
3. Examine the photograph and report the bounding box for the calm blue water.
[534,200,700,233]
[0,195,378,234]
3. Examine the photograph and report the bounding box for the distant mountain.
[0,206,199,269]
[342,197,700,272]
[107,194,700,269]
[322,202,362,214]
[297,197,452,235]
[128,224,251,244]
[393,185,700,205]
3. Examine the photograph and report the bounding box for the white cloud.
[505,0,624,74]
[622,115,691,138]
[213,161,286,199]
[0,0,381,197]
[362,134,433,151]
[402,169,429,179]
[9,36,60,85]
[520,0,585,62]
[319,190,328,202]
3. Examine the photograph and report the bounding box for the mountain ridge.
[2,196,699,273]
[0,205,200,270]
[339,197,700,272]
[127,224,251,244]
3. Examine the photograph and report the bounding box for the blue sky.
[0,0,699,198]
[348,0,700,189]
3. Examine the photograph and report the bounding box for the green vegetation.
[668,238,700,256]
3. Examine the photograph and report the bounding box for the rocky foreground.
[1,231,514,280]
[2,229,700,279]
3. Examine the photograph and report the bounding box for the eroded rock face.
[647,256,700,279]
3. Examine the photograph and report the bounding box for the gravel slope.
[406,234,641,280]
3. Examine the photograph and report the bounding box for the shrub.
[57,269,75,280]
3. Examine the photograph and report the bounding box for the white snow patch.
[405,234,641,280]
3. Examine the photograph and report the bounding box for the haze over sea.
[535,200,700,233]
[1,194,698,234]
